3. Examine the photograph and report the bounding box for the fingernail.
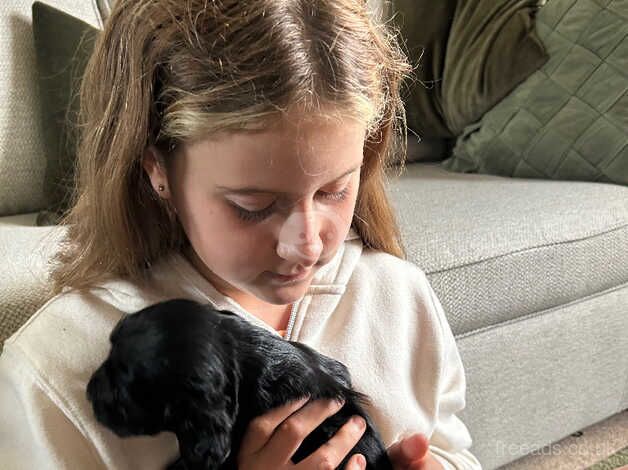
[352,415,366,430]
[356,454,366,469]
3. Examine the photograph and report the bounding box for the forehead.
[182,116,366,191]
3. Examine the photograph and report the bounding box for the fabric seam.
[456,278,628,339]
[426,222,628,276]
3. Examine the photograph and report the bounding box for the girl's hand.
[237,397,368,470]
[387,434,445,470]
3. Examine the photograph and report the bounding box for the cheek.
[314,188,359,252]
[338,178,360,224]
[176,181,358,272]
[176,194,263,261]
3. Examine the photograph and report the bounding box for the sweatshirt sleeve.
[0,344,106,470]
[422,276,483,470]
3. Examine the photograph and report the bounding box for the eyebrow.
[216,164,363,195]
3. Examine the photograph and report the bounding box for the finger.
[300,415,367,469]
[264,398,345,464]
[345,453,366,470]
[239,396,310,457]
[388,434,430,467]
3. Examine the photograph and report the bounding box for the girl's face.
[143,114,366,309]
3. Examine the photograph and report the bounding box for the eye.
[233,202,276,223]
[323,187,351,202]
[233,187,350,223]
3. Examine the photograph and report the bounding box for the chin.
[263,284,308,305]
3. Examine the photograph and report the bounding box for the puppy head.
[87,299,240,442]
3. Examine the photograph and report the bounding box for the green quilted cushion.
[443,0,628,185]
[32,2,99,226]
[392,0,548,140]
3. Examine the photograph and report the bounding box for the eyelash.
[234,188,350,223]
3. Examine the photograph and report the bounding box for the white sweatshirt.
[0,228,482,469]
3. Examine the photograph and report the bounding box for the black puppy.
[86,298,393,470]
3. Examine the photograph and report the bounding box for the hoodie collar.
[166,227,362,301]
[155,227,362,330]
[93,227,363,334]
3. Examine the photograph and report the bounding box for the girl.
[0,0,482,469]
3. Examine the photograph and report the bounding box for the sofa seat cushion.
[388,162,628,336]
[0,214,66,349]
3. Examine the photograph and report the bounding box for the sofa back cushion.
[443,0,628,185]
[0,0,102,217]
[33,2,99,225]
[392,0,548,140]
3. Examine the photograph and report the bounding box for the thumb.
[402,434,430,462]
[389,433,430,466]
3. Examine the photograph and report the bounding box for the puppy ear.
[175,365,240,467]
[176,402,236,467]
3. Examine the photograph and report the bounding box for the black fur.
[86,298,393,470]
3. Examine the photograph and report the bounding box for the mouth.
[268,269,311,284]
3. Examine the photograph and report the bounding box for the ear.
[175,366,240,467]
[176,405,236,468]
[142,145,171,198]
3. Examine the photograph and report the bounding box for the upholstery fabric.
[0,0,102,217]
[456,281,628,469]
[33,2,99,226]
[0,218,65,351]
[391,0,548,139]
[387,163,628,336]
[445,0,628,185]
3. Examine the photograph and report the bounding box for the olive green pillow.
[392,0,548,141]
[32,2,99,226]
[443,0,628,185]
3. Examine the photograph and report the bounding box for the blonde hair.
[47,0,412,298]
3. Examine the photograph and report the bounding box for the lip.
[268,269,310,283]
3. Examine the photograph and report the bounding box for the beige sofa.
[0,0,104,350]
[1,1,627,469]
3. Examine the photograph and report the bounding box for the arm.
[385,268,482,470]
[0,345,106,470]
[422,277,483,470]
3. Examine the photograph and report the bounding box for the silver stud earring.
[158,184,165,192]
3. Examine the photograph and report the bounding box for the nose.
[276,207,325,267]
